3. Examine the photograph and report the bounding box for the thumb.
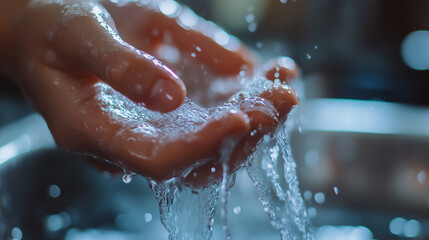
[49,3,186,112]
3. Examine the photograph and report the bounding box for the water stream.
[247,123,313,239]
[149,118,313,240]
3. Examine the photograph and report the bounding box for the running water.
[150,142,236,240]
[150,181,218,240]
[92,37,312,238]
[247,123,313,239]
[149,113,313,240]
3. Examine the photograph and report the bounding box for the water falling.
[150,180,219,240]
[247,123,313,240]
[92,44,312,238]
[149,115,313,240]
[150,142,236,240]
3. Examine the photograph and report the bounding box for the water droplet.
[144,213,153,222]
[248,22,258,32]
[191,52,196,58]
[334,186,339,195]
[314,192,325,204]
[193,172,197,177]
[280,0,287,3]
[256,42,263,48]
[303,190,312,201]
[195,46,201,52]
[11,227,23,240]
[122,173,135,184]
[245,13,255,23]
[314,45,318,50]
[390,217,406,235]
[211,167,216,173]
[233,206,241,215]
[48,185,61,198]
[159,0,180,17]
[263,134,271,143]
[404,219,421,238]
[46,212,70,232]
[214,30,230,46]
[417,171,426,183]
[306,53,312,60]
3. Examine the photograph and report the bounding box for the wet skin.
[0,0,299,184]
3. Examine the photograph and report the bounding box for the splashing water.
[149,117,313,240]
[94,62,312,239]
[150,142,236,240]
[150,180,219,240]
[122,170,136,184]
[247,124,313,239]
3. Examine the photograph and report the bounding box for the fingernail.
[147,78,185,112]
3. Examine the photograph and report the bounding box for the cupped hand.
[1,0,299,182]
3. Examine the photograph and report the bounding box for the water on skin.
[95,70,312,238]
[149,119,313,240]
[149,101,311,239]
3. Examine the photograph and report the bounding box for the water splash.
[334,186,339,195]
[95,66,313,238]
[233,206,241,215]
[149,121,313,240]
[150,142,235,240]
[247,123,313,240]
[150,181,218,240]
[122,172,136,184]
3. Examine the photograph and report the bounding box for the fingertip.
[146,77,186,113]
[264,57,299,84]
[261,85,299,117]
[103,49,187,112]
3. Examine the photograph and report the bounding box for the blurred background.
[1,0,429,239]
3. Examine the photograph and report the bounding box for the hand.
[0,0,299,182]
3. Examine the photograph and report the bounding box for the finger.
[234,97,279,130]
[103,1,254,76]
[259,85,299,118]
[264,57,299,84]
[49,4,186,113]
[110,110,250,181]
